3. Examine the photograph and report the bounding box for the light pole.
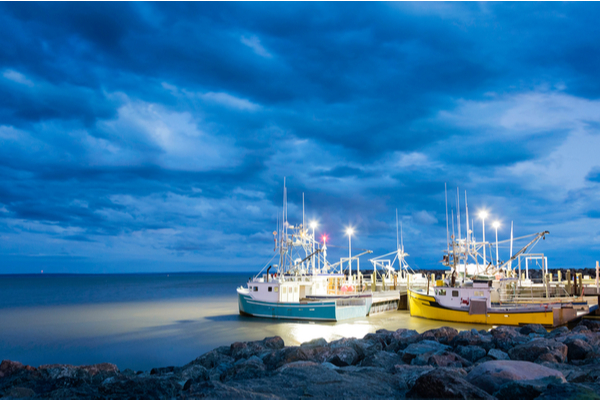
[346,227,354,278]
[310,221,317,273]
[493,221,500,267]
[479,211,488,266]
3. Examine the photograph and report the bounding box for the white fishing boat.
[237,182,373,321]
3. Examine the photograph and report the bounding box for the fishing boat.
[408,186,592,327]
[237,182,373,321]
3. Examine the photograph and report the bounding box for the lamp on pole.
[493,221,500,267]
[346,227,354,277]
[479,211,488,266]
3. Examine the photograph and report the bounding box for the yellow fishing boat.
[407,281,578,327]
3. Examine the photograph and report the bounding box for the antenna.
[456,187,461,241]
[396,209,399,250]
[451,209,455,240]
[401,221,404,252]
[465,191,469,247]
[510,221,514,270]
[445,183,449,254]
[302,192,305,231]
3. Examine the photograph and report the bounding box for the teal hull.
[238,293,372,322]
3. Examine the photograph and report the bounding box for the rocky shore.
[2,320,600,399]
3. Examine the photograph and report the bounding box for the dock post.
[596,261,600,290]
[545,273,550,298]
[566,270,572,295]
[573,274,578,297]
[371,274,376,292]
[407,274,411,312]
[558,270,562,284]
[577,273,583,299]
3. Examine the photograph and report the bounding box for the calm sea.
[0,273,492,371]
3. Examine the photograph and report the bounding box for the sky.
[1,2,600,274]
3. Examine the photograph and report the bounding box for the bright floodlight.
[310,221,317,229]
[346,227,354,236]
[479,211,488,219]
[493,221,500,229]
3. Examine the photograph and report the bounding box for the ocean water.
[0,273,492,371]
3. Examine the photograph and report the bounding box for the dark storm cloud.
[1,2,600,273]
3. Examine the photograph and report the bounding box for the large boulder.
[406,368,494,399]
[466,360,566,394]
[508,338,568,363]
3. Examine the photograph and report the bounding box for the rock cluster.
[2,321,600,398]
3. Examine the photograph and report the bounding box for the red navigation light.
[322,235,327,243]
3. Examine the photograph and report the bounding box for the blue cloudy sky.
[1,2,600,274]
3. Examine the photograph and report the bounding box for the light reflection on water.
[0,273,494,371]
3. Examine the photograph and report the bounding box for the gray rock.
[390,364,434,390]
[359,350,404,370]
[230,336,285,360]
[180,364,209,382]
[466,360,566,394]
[535,383,600,400]
[490,325,528,352]
[520,324,548,335]
[488,348,510,360]
[450,330,495,352]
[407,368,494,399]
[508,338,568,363]
[419,351,471,368]
[220,356,266,381]
[325,346,359,367]
[419,326,459,344]
[5,386,36,398]
[578,320,600,332]
[188,346,235,369]
[547,326,569,339]
[493,380,544,400]
[564,337,593,361]
[456,345,487,362]
[401,340,451,364]
[300,337,328,348]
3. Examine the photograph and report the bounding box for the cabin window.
[474,291,484,297]
[253,287,258,292]
[438,289,446,296]
[268,287,272,292]
[282,287,286,293]
[274,287,279,292]
[452,290,459,297]
[294,287,298,293]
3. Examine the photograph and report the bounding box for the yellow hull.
[408,289,555,327]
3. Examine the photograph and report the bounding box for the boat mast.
[445,183,449,258]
